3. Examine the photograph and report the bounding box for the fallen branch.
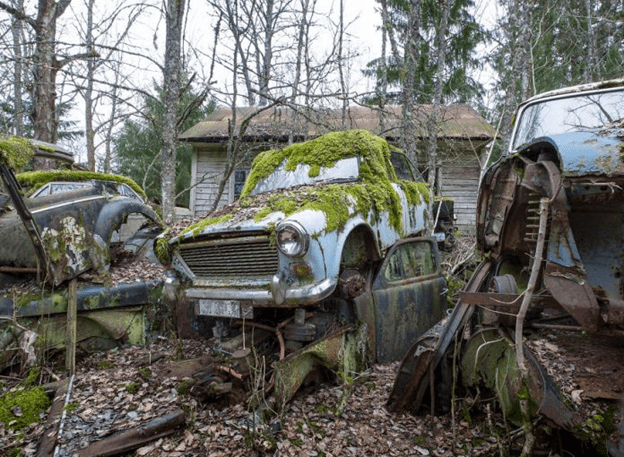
[76,408,186,457]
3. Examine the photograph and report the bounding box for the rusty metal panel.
[461,328,574,429]
[371,238,447,363]
[179,234,278,278]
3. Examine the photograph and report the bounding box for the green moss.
[7,447,23,457]
[63,402,80,413]
[179,214,233,238]
[0,137,35,171]
[574,405,618,455]
[0,387,50,430]
[170,130,429,242]
[17,170,148,200]
[413,436,427,446]
[138,366,151,380]
[20,367,41,387]
[177,379,191,395]
[15,291,45,310]
[241,130,398,197]
[314,404,339,415]
[155,235,173,265]
[98,360,114,369]
[125,382,139,394]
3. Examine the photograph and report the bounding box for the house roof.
[179,104,497,144]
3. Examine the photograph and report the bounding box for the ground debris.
[0,336,584,456]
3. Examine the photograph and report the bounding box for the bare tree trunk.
[518,1,531,101]
[338,0,347,129]
[10,0,25,136]
[289,0,309,144]
[161,0,187,225]
[103,61,121,174]
[426,0,450,200]
[84,0,96,170]
[584,0,595,82]
[220,0,256,106]
[401,0,421,164]
[500,0,522,153]
[378,0,389,134]
[258,0,275,107]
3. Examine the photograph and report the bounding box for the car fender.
[316,216,381,284]
[93,199,161,243]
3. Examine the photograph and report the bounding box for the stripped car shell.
[0,140,162,287]
[168,130,450,408]
[389,79,624,455]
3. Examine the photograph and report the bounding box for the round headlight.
[276,221,309,257]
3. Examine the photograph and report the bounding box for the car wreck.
[164,129,452,410]
[388,79,624,455]
[0,138,165,362]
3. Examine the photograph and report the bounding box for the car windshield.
[250,156,360,196]
[512,87,624,150]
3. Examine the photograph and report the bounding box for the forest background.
[0,0,621,223]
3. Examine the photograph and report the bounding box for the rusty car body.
[0,143,162,288]
[388,79,624,455]
[0,139,165,360]
[166,130,450,407]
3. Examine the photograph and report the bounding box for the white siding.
[193,151,232,216]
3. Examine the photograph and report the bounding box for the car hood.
[517,129,624,175]
[169,184,361,244]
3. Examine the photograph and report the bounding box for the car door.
[371,237,447,363]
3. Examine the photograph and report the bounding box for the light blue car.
[167,130,450,406]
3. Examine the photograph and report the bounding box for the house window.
[234,169,249,200]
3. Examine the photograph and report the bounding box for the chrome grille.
[179,234,278,277]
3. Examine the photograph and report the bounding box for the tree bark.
[426,0,450,202]
[400,0,421,164]
[85,0,96,170]
[161,0,187,225]
[10,0,25,136]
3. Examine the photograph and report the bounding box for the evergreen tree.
[363,0,486,106]
[113,86,213,208]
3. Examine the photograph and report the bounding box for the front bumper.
[185,274,337,307]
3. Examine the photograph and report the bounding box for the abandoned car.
[389,79,624,455]
[0,140,162,288]
[166,129,450,406]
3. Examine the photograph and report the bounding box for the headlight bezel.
[276,221,309,257]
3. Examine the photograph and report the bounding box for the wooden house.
[179,104,497,233]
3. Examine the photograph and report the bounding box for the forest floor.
[1,334,602,457]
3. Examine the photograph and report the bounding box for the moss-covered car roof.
[0,137,36,170]
[17,170,148,200]
[175,130,429,240]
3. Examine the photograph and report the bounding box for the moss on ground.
[0,387,50,430]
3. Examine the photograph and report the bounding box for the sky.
[58,0,500,163]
